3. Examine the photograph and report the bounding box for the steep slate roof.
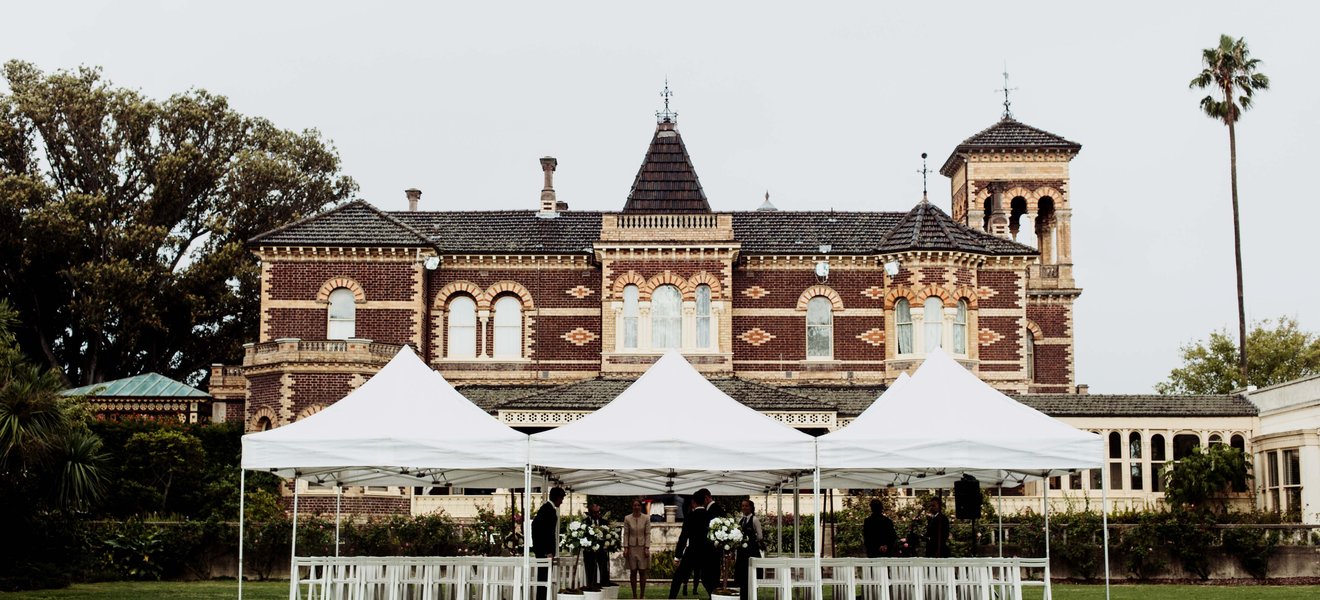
[941,117,1082,176]
[248,200,432,247]
[392,211,602,254]
[732,211,905,254]
[622,120,711,213]
[478,377,835,413]
[63,373,210,399]
[874,200,1037,255]
[1014,394,1258,417]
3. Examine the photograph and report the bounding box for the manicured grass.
[3,581,1318,599]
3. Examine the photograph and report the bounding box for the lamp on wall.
[884,261,900,277]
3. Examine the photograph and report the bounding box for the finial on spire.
[917,152,930,202]
[656,78,678,123]
[995,65,1018,119]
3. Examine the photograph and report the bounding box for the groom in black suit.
[533,487,566,600]
[692,488,725,595]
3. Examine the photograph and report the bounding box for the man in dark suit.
[863,498,898,558]
[533,487,566,600]
[583,503,611,587]
[693,488,725,595]
[923,497,951,558]
[669,495,709,598]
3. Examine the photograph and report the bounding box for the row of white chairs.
[292,556,555,600]
[749,557,1050,600]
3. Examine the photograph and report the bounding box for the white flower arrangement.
[559,518,609,554]
[707,517,747,552]
[601,525,622,553]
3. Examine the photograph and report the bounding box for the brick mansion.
[197,104,1313,522]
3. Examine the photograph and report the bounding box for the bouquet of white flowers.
[601,525,622,553]
[559,518,596,554]
[706,517,747,552]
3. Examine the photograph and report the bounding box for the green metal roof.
[63,373,210,399]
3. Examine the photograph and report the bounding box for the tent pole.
[1101,476,1111,600]
[334,484,341,558]
[290,482,300,600]
[996,485,1003,558]
[793,474,800,558]
[812,457,822,600]
[776,483,783,555]
[524,441,533,600]
[1042,473,1051,600]
[238,468,245,600]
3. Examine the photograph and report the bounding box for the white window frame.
[446,296,477,359]
[923,297,944,352]
[327,288,356,340]
[952,299,968,355]
[622,285,639,350]
[895,298,913,355]
[651,285,682,350]
[492,295,522,359]
[695,285,712,350]
[805,296,833,360]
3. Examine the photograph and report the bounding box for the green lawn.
[3,581,1318,599]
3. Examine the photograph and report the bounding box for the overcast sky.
[5,1,1318,393]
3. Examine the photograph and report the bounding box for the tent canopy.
[817,347,1102,488]
[530,351,816,494]
[241,345,529,487]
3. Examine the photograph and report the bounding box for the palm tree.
[1190,34,1270,388]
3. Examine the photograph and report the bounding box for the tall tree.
[0,61,356,385]
[1190,34,1270,388]
[1157,317,1320,395]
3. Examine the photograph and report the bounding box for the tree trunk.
[1228,120,1249,388]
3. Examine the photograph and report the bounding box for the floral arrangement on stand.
[707,517,748,596]
[559,518,603,594]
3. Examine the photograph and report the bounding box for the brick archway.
[484,281,535,309]
[687,271,725,298]
[317,277,366,303]
[645,271,695,300]
[248,407,279,432]
[796,285,844,311]
[433,280,488,310]
[916,285,954,307]
[610,271,647,300]
[883,287,917,310]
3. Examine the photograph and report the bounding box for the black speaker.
[954,475,982,520]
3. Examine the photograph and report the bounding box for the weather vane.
[995,66,1018,119]
[656,78,677,123]
[917,152,930,200]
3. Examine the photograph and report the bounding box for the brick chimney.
[405,188,422,212]
[539,156,558,217]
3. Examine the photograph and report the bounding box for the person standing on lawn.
[624,499,651,598]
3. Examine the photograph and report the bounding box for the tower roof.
[875,199,1036,255]
[940,117,1081,176]
[622,120,711,213]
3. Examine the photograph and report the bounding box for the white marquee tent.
[529,350,817,495]
[817,346,1102,487]
[241,344,531,488]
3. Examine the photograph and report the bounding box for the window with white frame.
[1129,431,1144,490]
[695,285,712,349]
[622,285,639,349]
[492,295,522,358]
[327,288,356,339]
[447,296,477,358]
[895,298,913,354]
[1025,328,1036,382]
[651,285,681,349]
[953,299,968,354]
[806,296,833,359]
[1283,449,1302,518]
[1151,434,1167,493]
[923,297,944,352]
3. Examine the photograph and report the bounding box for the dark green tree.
[1190,34,1270,388]
[0,61,356,386]
[1157,317,1320,394]
[1162,443,1251,515]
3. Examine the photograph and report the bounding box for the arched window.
[895,298,913,354]
[923,297,944,352]
[1109,432,1122,459]
[806,296,833,359]
[651,285,681,350]
[256,416,273,432]
[1209,433,1223,446]
[1129,432,1144,490]
[327,288,356,340]
[953,299,968,354]
[1151,434,1167,493]
[446,296,477,358]
[1230,434,1245,451]
[695,285,712,349]
[1025,328,1037,382]
[492,296,522,358]
[622,285,639,350]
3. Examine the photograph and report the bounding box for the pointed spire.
[623,88,710,212]
[757,190,777,211]
[917,152,930,203]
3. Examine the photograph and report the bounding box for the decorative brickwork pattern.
[861,285,884,300]
[566,285,594,299]
[742,285,769,299]
[316,277,366,302]
[739,328,776,346]
[857,328,885,347]
[561,328,598,346]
